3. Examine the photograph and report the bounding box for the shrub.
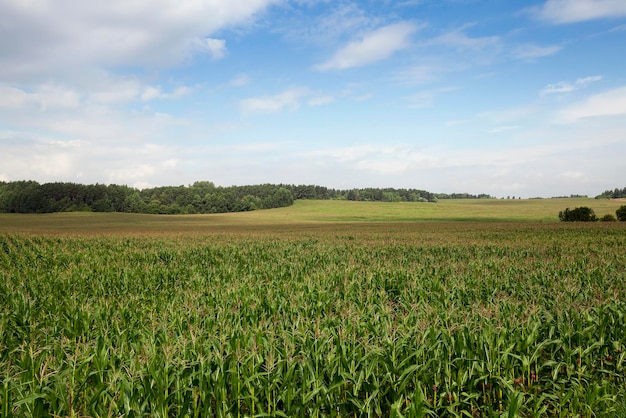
[616,205,626,221]
[558,207,597,222]
[600,214,617,222]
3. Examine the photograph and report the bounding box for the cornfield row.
[1,223,625,416]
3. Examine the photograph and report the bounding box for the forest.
[4,180,623,215]
[0,181,292,214]
[0,180,493,214]
[596,187,626,199]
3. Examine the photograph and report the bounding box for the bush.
[600,214,617,222]
[616,205,626,221]
[559,207,597,222]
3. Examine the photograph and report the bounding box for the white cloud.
[162,159,179,169]
[1,79,193,111]
[319,144,426,170]
[315,22,419,71]
[354,160,411,174]
[538,0,626,23]
[0,0,277,79]
[86,77,143,104]
[240,87,311,115]
[141,85,193,101]
[541,82,576,95]
[33,85,82,110]
[196,38,227,60]
[559,171,585,179]
[141,87,164,102]
[575,76,604,85]
[0,84,80,110]
[558,86,626,122]
[107,164,157,186]
[0,135,89,181]
[0,89,191,150]
[80,72,194,105]
[0,87,31,109]
[512,44,561,60]
[540,75,602,95]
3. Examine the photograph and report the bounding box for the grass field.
[1,199,625,417]
[0,198,624,235]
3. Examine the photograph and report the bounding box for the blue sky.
[1,0,625,197]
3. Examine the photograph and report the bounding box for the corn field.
[1,222,625,417]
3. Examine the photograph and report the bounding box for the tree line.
[595,187,626,199]
[0,181,293,214]
[0,180,495,214]
[289,185,491,202]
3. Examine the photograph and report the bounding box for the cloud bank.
[0,0,276,79]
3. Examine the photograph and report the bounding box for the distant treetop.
[595,187,626,199]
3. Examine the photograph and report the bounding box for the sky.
[1,0,625,198]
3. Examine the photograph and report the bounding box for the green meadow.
[0,198,624,234]
[1,199,625,417]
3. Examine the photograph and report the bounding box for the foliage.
[1,223,626,416]
[0,181,497,214]
[285,184,341,200]
[616,205,626,222]
[286,185,445,202]
[0,181,293,214]
[550,194,588,199]
[559,206,598,222]
[436,192,493,199]
[596,187,626,199]
[344,187,438,202]
[600,214,617,222]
